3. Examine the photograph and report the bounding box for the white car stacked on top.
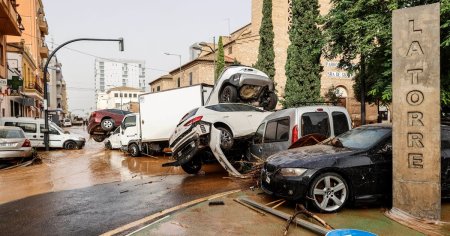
[164,103,271,174]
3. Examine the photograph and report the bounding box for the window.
[228,46,232,55]
[189,72,193,85]
[177,78,181,87]
[338,127,391,149]
[129,93,132,98]
[40,124,59,135]
[133,94,137,98]
[124,93,127,98]
[5,122,37,133]
[114,93,118,98]
[123,116,136,128]
[264,118,290,143]
[332,112,350,136]
[253,123,265,144]
[206,104,264,112]
[301,112,330,137]
[157,86,160,91]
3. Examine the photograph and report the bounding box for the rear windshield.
[301,112,330,137]
[179,108,199,125]
[0,129,25,138]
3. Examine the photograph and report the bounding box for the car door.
[205,104,253,136]
[249,122,266,160]
[110,127,121,148]
[120,115,138,147]
[369,137,393,199]
[261,117,291,159]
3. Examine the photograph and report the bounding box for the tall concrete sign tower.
[392,3,441,220]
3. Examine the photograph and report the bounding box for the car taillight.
[291,125,299,144]
[184,116,203,126]
[22,139,31,147]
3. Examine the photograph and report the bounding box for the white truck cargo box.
[139,84,212,142]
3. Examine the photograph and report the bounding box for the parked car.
[0,117,85,149]
[88,109,131,142]
[63,118,72,127]
[260,124,450,213]
[165,103,272,174]
[72,117,84,126]
[205,66,278,111]
[249,106,351,160]
[105,127,121,150]
[0,126,33,159]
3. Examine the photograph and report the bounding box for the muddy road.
[0,126,248,236]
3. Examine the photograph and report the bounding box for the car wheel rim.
[67,142,76,149]
[103,120,113,128]
[131,146,137,155]
[312,175,347,212]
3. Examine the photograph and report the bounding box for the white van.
[0,117,86,149]
[249,106,352,159]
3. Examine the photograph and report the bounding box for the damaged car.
[206,66,278,111]
[260,124,450,213]
[88,109,131,142]
[164,103,271,174]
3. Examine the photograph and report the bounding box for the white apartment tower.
[94,58,146,108]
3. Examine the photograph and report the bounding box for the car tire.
[219,85,238,103]
[129,143,141,157]
[263,92,278,111]
[217,127,234,150]
[92,135,106,142]
[105,141,112,150]
[64,140,78,150]
[181,155,202,174]
[101,119,115,131]
[308,172,349,213]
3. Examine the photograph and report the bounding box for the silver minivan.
[249,106,352,160]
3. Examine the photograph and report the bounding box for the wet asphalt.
[0,126,244,236]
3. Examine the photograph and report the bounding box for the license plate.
[265,176,271,184]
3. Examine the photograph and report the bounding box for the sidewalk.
[125,190,450,236]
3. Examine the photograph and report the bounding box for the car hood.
[266,144,359,169]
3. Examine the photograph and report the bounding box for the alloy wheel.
[311,174,348,212]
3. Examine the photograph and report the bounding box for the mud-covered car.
[163,103,271,174]
[261,124,450,213]
[206,66,278,111]
[88,109,131,142]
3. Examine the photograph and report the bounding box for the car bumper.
[170,122,211,151]
[260,165,316,201]
[163,136,200,167]
[0,149,33,159]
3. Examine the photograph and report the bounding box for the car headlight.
[279,168,307,177]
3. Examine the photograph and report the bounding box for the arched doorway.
[335,86,348,108]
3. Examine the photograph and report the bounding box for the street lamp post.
[164,52,182,82]
[197,41,216,80]
[43,37,124,151]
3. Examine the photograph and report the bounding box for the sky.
[42,0,252,116]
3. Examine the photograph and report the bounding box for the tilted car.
[206,66,278,111]
[0,126,33,159]
[165,103,272,174]
[260,124,450,213]
[88,109,131,142]
[63,118,72,127]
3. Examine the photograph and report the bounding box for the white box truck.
[120,84,213,156]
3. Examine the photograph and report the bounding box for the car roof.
[262,105,349,122]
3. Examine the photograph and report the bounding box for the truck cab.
[119,113,140,155]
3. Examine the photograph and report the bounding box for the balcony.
[24,81,44,98]
[39,16,48,35]
[40,43,49,58]
[0,0,21,36]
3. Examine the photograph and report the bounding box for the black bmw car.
[260,124,450,213]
